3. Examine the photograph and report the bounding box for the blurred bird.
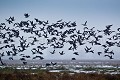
[72,58,76,60]
[82,21,87,26]
[24,13,30,18]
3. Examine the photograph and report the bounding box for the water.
[1,60,120,66]
[1,60,120,74]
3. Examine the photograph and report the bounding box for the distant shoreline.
[1,59,120,65]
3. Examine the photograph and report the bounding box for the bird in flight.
[82,21,87,26]
[24,13,30,18]
[71,58,76,60]
[50,50,55,54]
[104,55,114,59]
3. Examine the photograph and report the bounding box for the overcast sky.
[0,0,120,60]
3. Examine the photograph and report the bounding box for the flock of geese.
[0,13,120,65]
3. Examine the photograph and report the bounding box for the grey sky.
[0,0,120,60]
